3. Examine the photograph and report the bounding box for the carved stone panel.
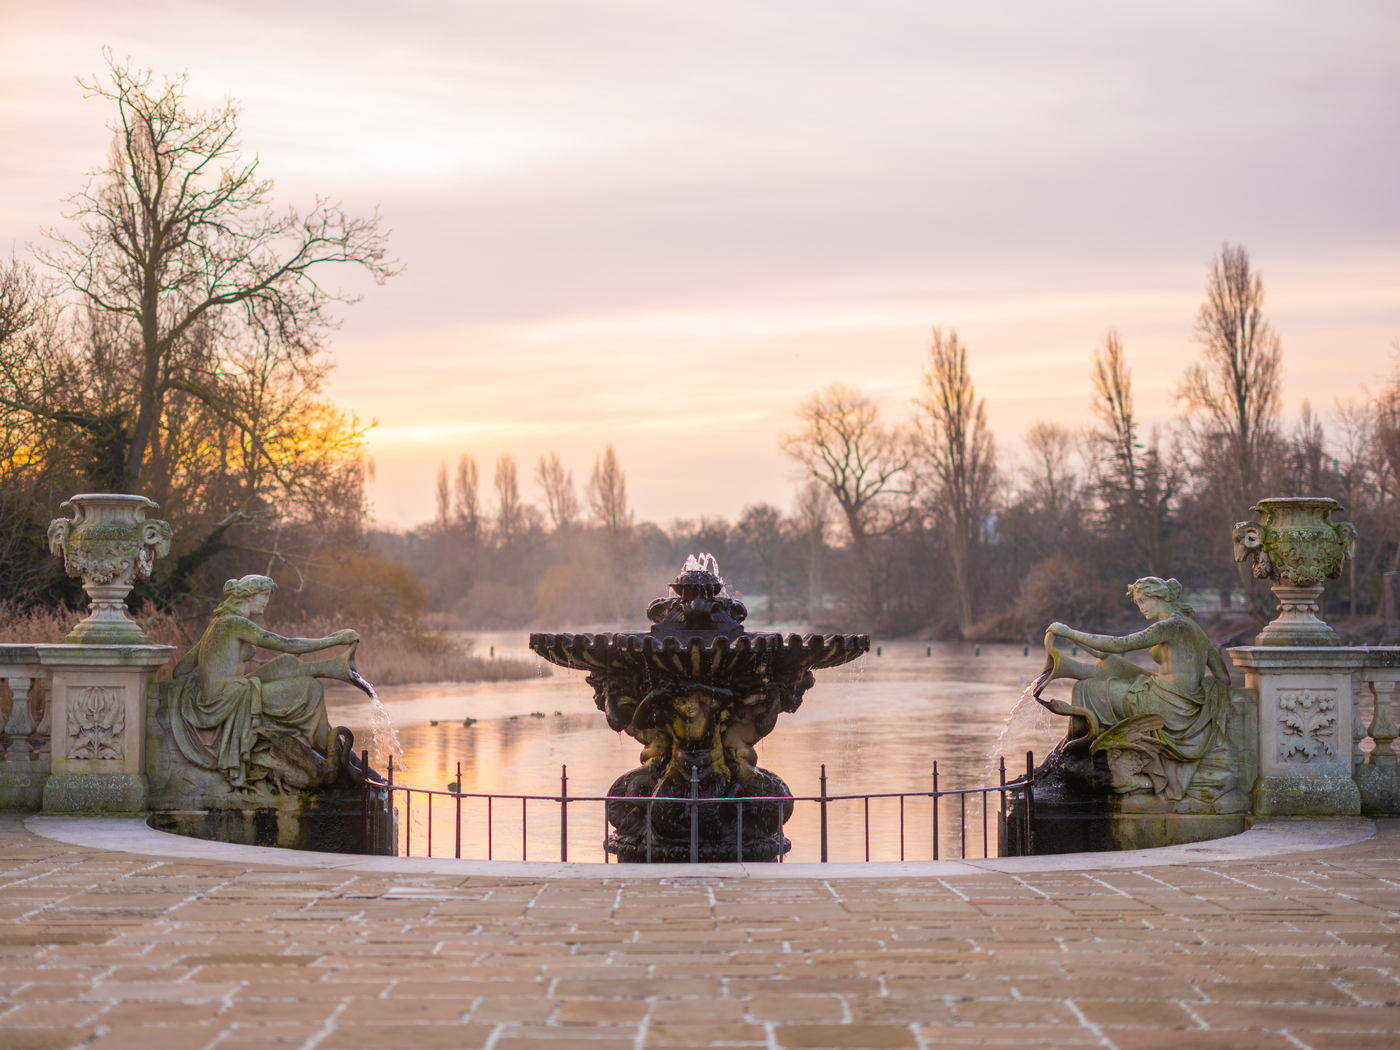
[1277,688,1337,762]
[66,686,126,761]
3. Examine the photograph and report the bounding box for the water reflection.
[325,635,1075,863]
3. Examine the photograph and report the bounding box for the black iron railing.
[385,751,1036,863]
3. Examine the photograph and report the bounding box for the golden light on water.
[329,637,1071,863]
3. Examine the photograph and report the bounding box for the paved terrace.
[1,815,1399,1050]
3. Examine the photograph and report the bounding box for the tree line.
[780,244,1399,640]
[386,241,1398,642]
[2,56,1394,642]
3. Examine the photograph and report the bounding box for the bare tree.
[913,329,997,633]
[1283,400,1328,495]
[1086,329,1174,575]
[780,383,910,621]
[1177,244,1282,608]
[1090,330,1139,498]
[493,454,524,545]
[588,445,631,535]
[1023,421,1077,524]
[0,54,394,606]
[1373,357,1400,580]
[536,452,579,532]
[0,259,76,599]
[38,51,394,493]
[435,462,450,531]
[738,503,785,624]
[1178,244,1282,502]
[792,480,835,620]
[454,454,480,539]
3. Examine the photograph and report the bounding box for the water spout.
[681,552,722,580]
[349,669,407,772]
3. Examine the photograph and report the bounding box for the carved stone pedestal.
[39,644,175,814]
[1229,646,1364,816]
[1256,585,1340,646]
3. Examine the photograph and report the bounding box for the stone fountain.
[530,555,868,861]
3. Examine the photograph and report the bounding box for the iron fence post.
[864,796,870,862]
[819,764,829,863]
[998,756,1006,857]
[736,800,743,863]
[932,761,939,861]
[689,765,700,863]
[982,786,989,859]
[455,761,462,859]
[1025,749,1035,856]
[560,765,568,863]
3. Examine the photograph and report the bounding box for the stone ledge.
[25,813,1374,879]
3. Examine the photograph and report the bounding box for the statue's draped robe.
[1071,630,1232,800]
[167,622,329,787]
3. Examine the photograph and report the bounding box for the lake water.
[325,632,1113,863]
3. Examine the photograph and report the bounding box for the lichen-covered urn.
[48,494,172,644]
[1233,497,1357,645]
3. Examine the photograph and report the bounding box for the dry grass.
[0,604,544,687]
[260,616,547,687]
[0,604,189,646]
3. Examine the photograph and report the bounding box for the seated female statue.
[167,574,360,790]
[1038,576,1233,801]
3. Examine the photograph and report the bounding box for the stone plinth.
[38,644,174,814]
[1229,646,1364,816]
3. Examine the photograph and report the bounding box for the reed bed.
[260,616,546,687]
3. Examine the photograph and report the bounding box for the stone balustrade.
[1353,648,1400,814]
[0,642,174,813]
[0,647,51,810]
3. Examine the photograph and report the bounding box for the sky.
[2,1,1397,527]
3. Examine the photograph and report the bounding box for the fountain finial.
[647,553,747,636]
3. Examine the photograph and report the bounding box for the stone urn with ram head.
[1233,497,1357,645]
[47,494,173,645]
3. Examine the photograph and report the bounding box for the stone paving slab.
[1,814,1399,1049]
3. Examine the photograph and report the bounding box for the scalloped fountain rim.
[529,630,869,671]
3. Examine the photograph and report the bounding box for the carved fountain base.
[604,750,794,863]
